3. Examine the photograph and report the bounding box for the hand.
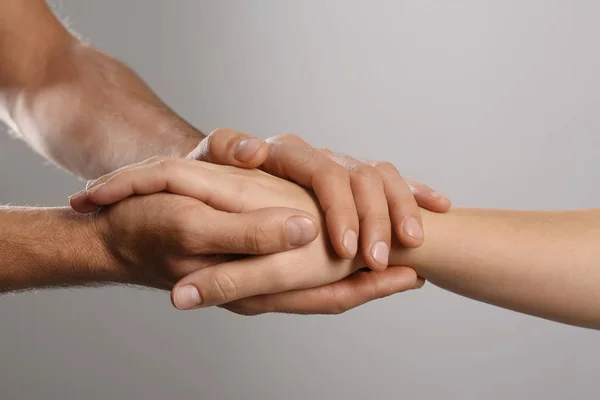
[75,128,451,271]
[77,158,423,314]
[92,180,321,291]
[190,129,451,271]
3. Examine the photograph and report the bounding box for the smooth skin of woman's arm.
[392,208,600,329]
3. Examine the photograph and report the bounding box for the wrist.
[49,207,129,285]
[0,206,126,292]
[389,209,445,274]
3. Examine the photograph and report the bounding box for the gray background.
[1,1,599,399]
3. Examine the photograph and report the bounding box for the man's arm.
[0,206,121,292]
[0,0,203,178]
[392,208,600,329]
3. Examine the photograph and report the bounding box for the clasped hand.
[69,129,450,315]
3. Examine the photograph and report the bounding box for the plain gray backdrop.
[1,1,599,399]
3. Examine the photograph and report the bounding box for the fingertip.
[367,241,390,271]
[430,191,452,211]
[232,138,266,164]
[285,215,319,246]
[233,139,269,168]
[385,266,420,290]
[171,284,203,310]
[206,128,266,167]
[68,191,100,214]
[341,229,358,258]
[397,216,424,248]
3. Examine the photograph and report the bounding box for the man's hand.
[94,190,320,291]
[74,158,426,314]
[76,128,451,271]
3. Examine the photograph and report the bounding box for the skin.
[0,0,450,269]
[83,158,600,329]
[0,0,450,313]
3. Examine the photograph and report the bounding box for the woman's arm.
[393,208,600,329]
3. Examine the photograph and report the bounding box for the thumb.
[188,128,269,168]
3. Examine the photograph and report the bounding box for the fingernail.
[68,189,87,201]
[343,230,358,257]
[403,217,424,239]
[431,191,446,200]
[371,241,389,266]
[86,183,105,194]
[173,285,202,310]
[286,217,318,246]
[233,138,263,162]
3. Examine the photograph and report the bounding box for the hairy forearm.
[391,208,600,329]
[0,206,122,292]
[0,1,203,179]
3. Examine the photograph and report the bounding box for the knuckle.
[317,147,335,157]
[171,211,201,251]
[352,164,380,180]
[156,156,176,170]
[372,161,397,172]
[272,133,304,144]
[324,283,354,315]
[244,223,276,253]
[208,270,239,302]
[369,214,392,226]
[329,300,351,315]
[209,127,234,138]
[326,164,350,180]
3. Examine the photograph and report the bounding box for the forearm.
[391,208,600,328]
[0,1,203,179]
[0,206,124,292]
[0,0,71,89]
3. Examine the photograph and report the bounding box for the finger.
[69,156,168,213]
[180,207,320,255]
[69,189,100,213]
[170,249,358,310]
[404,179,452,213]
[86,157,159,190]
[261,139,360,259]
[188,128,270,168]
[345,160,392,271]
[222,266,423,316]
[82,158,278,213]
[368,162,424,248]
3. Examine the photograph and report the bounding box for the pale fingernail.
[286,217,318,246]
[68,190,87,201]
[86,183,105,194]
[403,217,424,240]
[233,138,264,162]
[343,230,358,257]
[173,285,202,310]
[430,191,446,200]
[371,241,389,266]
